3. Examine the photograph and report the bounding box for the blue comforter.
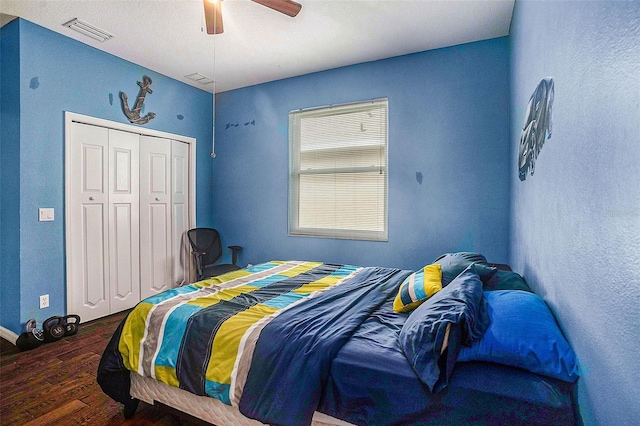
[98,262,411,426]
[239,266,410,425]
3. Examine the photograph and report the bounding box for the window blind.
[289,99,388,241]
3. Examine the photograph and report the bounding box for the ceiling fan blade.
[251,0,302,17]
[203,0,224,34]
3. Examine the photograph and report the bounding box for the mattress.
[319,289,577,425]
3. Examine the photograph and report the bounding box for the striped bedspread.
[98,260,409,425]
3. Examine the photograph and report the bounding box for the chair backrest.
[187,228,222,266]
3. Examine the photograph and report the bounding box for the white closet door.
[172,140,190,286]
[108,129,141,312]
[66,113,195,321]
[140,136,173,299]
[67,123,110,322]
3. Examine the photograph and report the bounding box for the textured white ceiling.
[2,0,514,93]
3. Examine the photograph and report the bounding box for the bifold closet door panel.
[172,140,190,287]
[67,123,111,322]
[108,129,141,313]
[140,135,173,299]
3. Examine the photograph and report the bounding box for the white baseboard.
[0,326,19,345]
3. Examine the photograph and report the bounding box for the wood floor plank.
[44,354,101,384]
[0,409,36,425]
[1,359,64,391]
[50,334,105,360]
[3,340,72,369]
[57,340,105,361]
[22,399,87,426]
[75,392,126,425]
[25,375,97,418]
[0,379,55,411]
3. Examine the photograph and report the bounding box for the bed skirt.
[130,372,354,426]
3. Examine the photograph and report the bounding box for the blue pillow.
[433,252,497,286]
[483,269,532,292]
[399,266,489,392]
[458,290,579,382]
[433,251,487,264]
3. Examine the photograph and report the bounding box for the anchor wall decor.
[120,75,156,125]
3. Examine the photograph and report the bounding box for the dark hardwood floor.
[0,311,206,425]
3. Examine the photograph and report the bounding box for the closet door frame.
[64,112,196,315]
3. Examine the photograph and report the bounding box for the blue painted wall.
[1,20,23,334]
[0,19,214,334]
[213,37,511,270]
[510,1,640,424]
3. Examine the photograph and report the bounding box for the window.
[289,98,388,241]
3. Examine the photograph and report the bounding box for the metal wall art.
[518,77,554,181]
[120,75,156,125]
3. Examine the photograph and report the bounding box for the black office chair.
[187,228,242,281]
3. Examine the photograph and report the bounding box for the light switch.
[39,208,55,221]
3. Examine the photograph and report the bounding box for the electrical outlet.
[39,294,49,309]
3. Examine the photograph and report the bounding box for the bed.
[98,254,580,425]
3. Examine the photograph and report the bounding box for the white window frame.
[288,98,389,241]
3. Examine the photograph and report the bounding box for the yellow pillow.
[393,263,443,313]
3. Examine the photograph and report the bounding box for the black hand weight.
[16,318,44,351]
[43,316,66,342]
[63,314,81,336]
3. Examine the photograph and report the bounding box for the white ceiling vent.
[185,73,215,85]
[63,18,114,42]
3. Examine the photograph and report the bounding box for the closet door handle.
[155,197,160,201]
[89,196,95,201]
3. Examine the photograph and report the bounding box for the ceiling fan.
[203,0,302,35]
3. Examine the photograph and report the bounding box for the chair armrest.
[190,250,206,280]
[228,245,242,265]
